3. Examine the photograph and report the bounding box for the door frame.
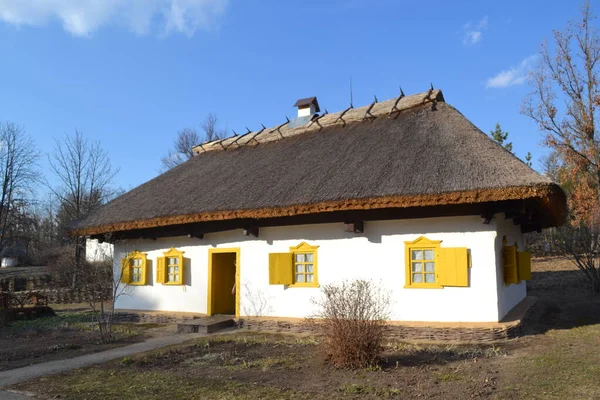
[207,248,240,317]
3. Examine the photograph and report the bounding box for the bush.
[309,279,391,369]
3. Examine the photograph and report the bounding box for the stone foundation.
[238,297,535,343]
[237,318,522,342]
[112,311,201,325]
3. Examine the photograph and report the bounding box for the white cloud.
[486,55,538,89]
[462,16,487,46]
[0,0,229,37]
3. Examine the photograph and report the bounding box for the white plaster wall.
[86,239,114,263]
[494,214,527,320]
[114,215,514,322]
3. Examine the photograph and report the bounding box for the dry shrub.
[309,279,391,369]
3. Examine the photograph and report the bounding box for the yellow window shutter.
[439,247,469,287]
[120,258,130,284]
[503,245,519,285]
[517,251,532,281]
[156,257,166,284]
[269,253,293,285]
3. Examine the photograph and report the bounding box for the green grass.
[30,369,306,400]
[511,325,600,399]
[3,312,96,335]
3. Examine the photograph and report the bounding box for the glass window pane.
[174,266,179,272]
[295,254,305,262]
[412,262,422,272]
[295,264,304,273]
[169,257,178,265]
[306,264,313,273]
[174,274,179,281]
[412,273,423,283]
[412,250,423,260]
[425,262,435,272]
[305,253,314,262]
[425,273,435,283]
[168,267,173,273]
[306,274,314,283]
[424,250,434,260]
[295,274,305,283]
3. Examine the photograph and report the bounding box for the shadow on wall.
[521,268,600,336]
[184,257,192,286]
[241,281,274,317]
[207,216,492,247]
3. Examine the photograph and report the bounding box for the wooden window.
[268,242,319,287]
[502,237,532,285]
[157,248,184,285]
[120,251,147,286]
[404,237,469,289]
[290,242,319,287]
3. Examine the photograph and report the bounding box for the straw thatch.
[73,89,566,236]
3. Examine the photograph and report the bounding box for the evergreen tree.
[490,123,513,153]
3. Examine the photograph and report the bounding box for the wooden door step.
[177,315,235,334]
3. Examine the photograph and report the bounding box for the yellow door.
[208,249,239,316]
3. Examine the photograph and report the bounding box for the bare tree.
[160,128,201,170]
[0,122,39,256]
[522,1,600,291]
[48,131,118,286]
[160,113,226,171]
[201,112,224,142]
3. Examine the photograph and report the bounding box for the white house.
[76,89,566,329]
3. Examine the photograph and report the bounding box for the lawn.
[9,257,600,399]
[0,309,162,371]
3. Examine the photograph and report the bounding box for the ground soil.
[0,308,161,372]
[10,257,600,399]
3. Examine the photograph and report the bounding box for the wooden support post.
[243,226,259,237]
[344,221,364,234]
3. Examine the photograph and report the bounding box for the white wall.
[495,214,527,320]
[86,239,114,263]
[114,214,522,322]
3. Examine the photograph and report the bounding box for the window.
[502,236,531,285]
[167,256,181,283]
[120,251,147,285]
[404,237,469,289]
[410,248,437,285]
[131,258,144,283]
[291,242,319,287]
[268,242,319,287]
[157,248,184,285]
[405,237,442,288]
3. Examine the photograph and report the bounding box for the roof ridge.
[192,89,444,155]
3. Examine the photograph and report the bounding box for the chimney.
[293,97,320,118]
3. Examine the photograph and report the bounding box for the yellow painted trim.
[162,247,185,285]
[404,237,442,289]
[123,250,148,286]
[288,242,319,288]
[207,248,240,318]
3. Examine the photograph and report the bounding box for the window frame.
[124,251,147,286]
[162,248,184,285]
[288,242,319,288]
[404,237,443,289]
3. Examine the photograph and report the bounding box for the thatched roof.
[73,89,566,236]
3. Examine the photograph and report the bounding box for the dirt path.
[0,332,204,388]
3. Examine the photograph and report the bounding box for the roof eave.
[73,183,567,236]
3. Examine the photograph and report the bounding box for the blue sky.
[0,0,592,192]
